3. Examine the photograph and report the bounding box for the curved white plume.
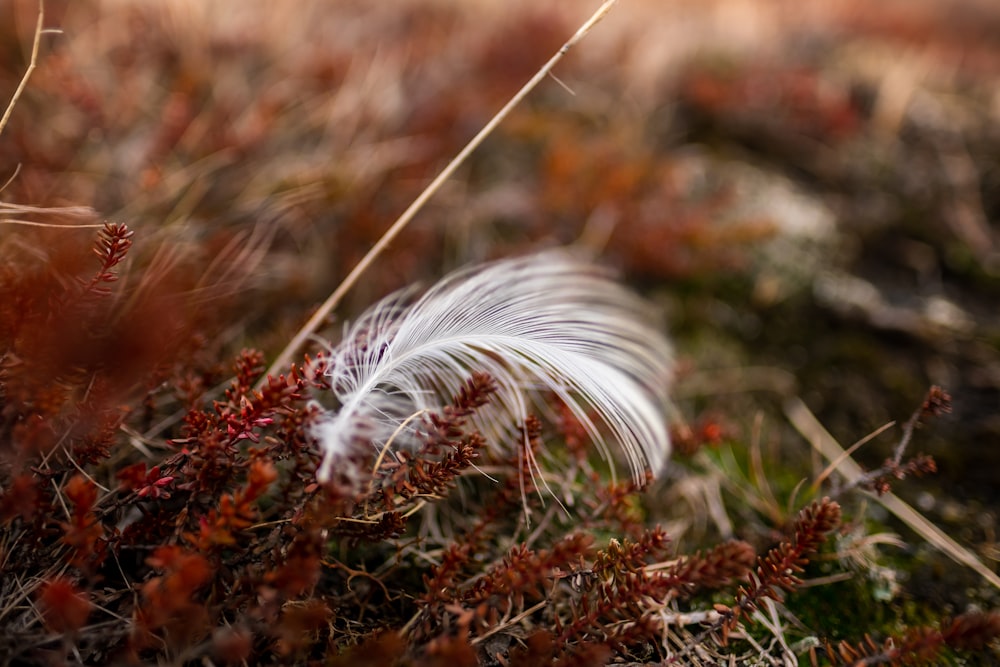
[313,252,673,484]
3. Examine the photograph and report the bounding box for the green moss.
[787,563,939,643]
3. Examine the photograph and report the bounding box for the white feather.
[313,251,673,484]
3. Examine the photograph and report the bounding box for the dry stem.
[0,1,45,138]
[261,0,621,384]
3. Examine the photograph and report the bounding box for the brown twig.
[0,1,46,138]
[260,0,621,385]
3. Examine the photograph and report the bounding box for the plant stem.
[260,0,621,385]
[0,0,45,138]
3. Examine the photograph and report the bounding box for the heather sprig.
[816,611,1000,666]
[840,386,949,497]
